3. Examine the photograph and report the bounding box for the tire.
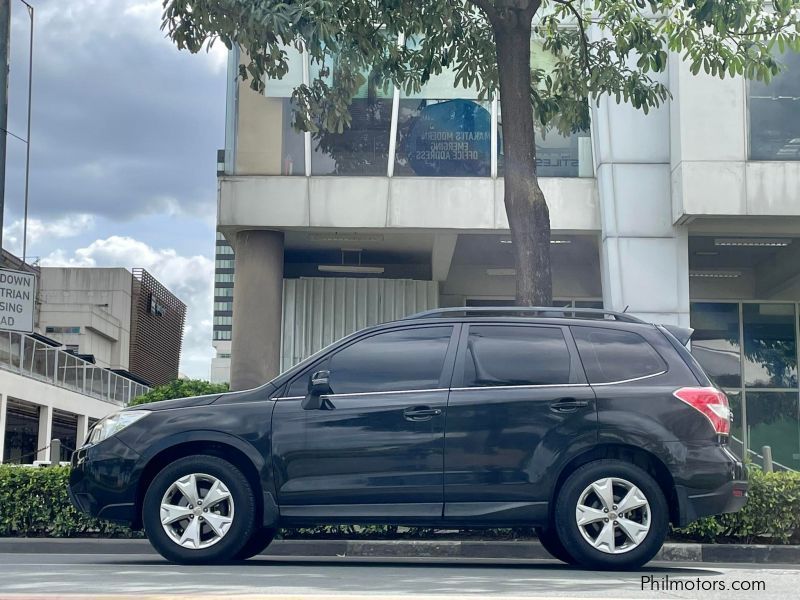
[536,525,576,564]
[554,459,668,570]
[235,527,277,560]
[142,455,256,564]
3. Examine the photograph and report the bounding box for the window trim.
[451,322,586,390]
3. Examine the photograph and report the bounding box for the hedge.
[2,464,798,543]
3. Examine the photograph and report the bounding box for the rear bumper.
[673,446,748,526]
[675,478,748,526]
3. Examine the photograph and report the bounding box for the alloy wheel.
[574,477,651,555]
[159,473,235,550]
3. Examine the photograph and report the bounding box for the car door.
[443,323,597,524]
[272,323,459,521]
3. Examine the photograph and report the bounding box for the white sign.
[0,267,36,333]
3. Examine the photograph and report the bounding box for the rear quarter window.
[572,326,667,384]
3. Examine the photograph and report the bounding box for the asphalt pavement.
[0,553,798,600]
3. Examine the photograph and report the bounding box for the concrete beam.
[431,234,458,282]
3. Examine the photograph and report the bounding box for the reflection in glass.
[749,49,800,160]
[745,391,800,471]
[690,303,742,388]
[395,99,491,177]
[743,304,797,388]
[310,97,392,175]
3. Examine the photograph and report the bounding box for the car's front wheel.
[142,455,256,564]
[554,459,668,570]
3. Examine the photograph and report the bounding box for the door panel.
[443,324,597,522]
[272,324,458,519]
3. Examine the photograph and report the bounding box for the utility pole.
[0,0,10,252]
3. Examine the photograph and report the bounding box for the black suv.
[69,307,746,569]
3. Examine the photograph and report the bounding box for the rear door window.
[462,325,572,387]
[572,326,667,384]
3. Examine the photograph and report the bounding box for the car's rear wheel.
[235,527,277,560]
[535,525,576,564]
[143,455,256,564]
[554,459,668,570]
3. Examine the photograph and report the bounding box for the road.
[0,554,798,599]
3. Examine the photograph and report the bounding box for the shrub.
[2,462,798,543]
[129,379,229,407]
[0,465,141,538]
[672,468,800,544]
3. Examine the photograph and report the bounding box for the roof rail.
[403,306,646,324]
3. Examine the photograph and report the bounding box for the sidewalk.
[1,537,799,563]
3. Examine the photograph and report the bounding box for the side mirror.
[302,370,331,410]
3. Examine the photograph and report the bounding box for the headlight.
[88,410,149,445]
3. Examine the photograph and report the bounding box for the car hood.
[127,384,277,412]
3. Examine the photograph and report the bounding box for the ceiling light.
[310,233,384,243]
[318,265,385,274]
[694,251,719,256]
[689,270,742,279]
[498,239,571,245]
[486,268,516,276]
[714,238,791,247]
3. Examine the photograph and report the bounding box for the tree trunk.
[493,13,553,307]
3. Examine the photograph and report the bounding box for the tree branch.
[552,0,592,77]
[466,0,498,22]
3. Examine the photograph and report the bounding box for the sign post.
[0,267,36,333]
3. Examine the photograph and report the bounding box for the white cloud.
[3,214,96,256]
[41,235,214,379]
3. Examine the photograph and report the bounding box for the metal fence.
[0,331,150,405]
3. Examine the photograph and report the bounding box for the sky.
[2,0,227,379]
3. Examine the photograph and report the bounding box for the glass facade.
[264,41,592,178]
[749,50,800,160]
[263,47,305,175]
[690,302,800,471]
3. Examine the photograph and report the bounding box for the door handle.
[550,398,590,413]
[403,406,442,421]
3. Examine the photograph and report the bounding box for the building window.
[690,301,800,472]
[213,330,232,341]
[45,326,80,334]
[215,259,235,269]
[749,50,800,160]
[215,287,234,298]
[214,301,234,312]
[215,273,235,283]
[213,316,233,326]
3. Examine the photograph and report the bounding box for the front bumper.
[69,436,142,526]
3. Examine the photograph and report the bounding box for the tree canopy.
[130,379,229,406]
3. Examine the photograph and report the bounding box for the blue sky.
[3,0,227,378]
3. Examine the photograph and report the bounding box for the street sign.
[0,267,36,333]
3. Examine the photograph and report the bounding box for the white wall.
[0,369,122,463]
[38,268,133,370]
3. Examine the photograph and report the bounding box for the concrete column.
[77,414,89,448]
[230,230,284,391]
[590,40,689,327]
[37,404,53,462]
[0,394,7,463]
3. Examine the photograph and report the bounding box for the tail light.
[673,387,731,435]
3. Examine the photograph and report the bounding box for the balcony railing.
[0,331,150,406]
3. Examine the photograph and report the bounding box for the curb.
[0,538,799,563]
